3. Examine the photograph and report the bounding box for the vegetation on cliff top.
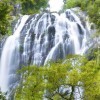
[0,0,48,35]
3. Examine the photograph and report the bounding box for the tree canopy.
[0,89,6,100]
[15,55,100,100]
[0,0,48,35]
[20,0,48,14]
[0,0,12,35]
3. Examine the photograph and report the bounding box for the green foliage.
[65,0,80,9]
[15,65,45,100]
[0,0,13,35]
[65,0,87,10]
[86,0,100,29]
[18,0,48,14]
[0,0,48,35]
[0,90,6,100]
[15,55,100,100]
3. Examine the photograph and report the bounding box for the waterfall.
[0,15,29,92]
[0,9,90,94]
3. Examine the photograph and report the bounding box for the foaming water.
[0,15,29,92]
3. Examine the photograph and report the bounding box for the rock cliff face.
[0,36,7,58]
[0,8,95,95]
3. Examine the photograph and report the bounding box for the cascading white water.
[0,5,90,100]
[0,15,29,92]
